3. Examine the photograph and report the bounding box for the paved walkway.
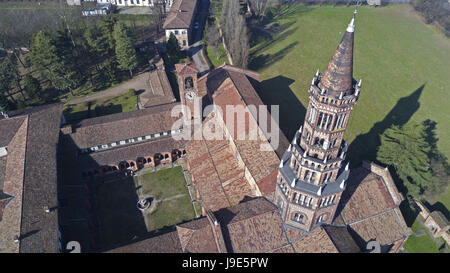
[65,71,150,105]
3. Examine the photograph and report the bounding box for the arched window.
[185,77,194,90]
[294,213,304,224]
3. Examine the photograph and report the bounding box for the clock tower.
[175,62,202,124]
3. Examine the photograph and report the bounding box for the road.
[188,0,210,74]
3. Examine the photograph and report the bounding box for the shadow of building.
[347,84,425,167]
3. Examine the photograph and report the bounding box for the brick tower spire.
[274,11,362,231]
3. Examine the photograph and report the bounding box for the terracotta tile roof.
[186,113,256,212]
[176,217,221,253]
[0,116,27,147]
[291,227,339,253]
[333,164,410,250]
[139,68,176,108]
[196,66,287,200]
[322,225,361,253]
[67,102,181,148]
[19,104,63,253]
[106,229,183,253]
[214,197,290,253]
[163,0,198,29]
[0,104,63,253]
[337,167,396,223]
[430,211,449,228]
[175,62,199,75]
[284,225,305,242]
[269,243,295,253]
[0,117,28,253]
[349,209,408,247]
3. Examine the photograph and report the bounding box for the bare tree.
[151,0,169,35]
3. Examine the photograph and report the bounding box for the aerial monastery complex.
[0,12,410,253]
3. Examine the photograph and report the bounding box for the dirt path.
[65,72,150,105]
[155,194,188,203]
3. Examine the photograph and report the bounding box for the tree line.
[411,0,450,37]
[0,16,139,112]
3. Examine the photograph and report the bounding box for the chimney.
[13,235,20,243]
[44,205,50,213]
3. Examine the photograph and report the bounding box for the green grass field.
[63,89,137,123]
[205,43,228,68]
[137,167,196,231]
[403,219,448,253]
[250,4,450,209]
[95,167,195,249]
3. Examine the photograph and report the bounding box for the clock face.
[185,91,196,101]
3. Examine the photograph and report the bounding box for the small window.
[175,30,179,35]
[183,40,187,46]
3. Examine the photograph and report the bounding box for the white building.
[96,0,174,8]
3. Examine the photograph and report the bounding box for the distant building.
[67,0,82,6]
[96,0,174,8]
[163,0,199,50]
[367,0,382,6]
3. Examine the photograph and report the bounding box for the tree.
[23,74,41,100]
[0,93,11,113]
[151,0,168,34]
[0,57,19,103]
[29,30,80,95]
[166,32,181,61]
[113,22,138,78]
[221,0,250,68]
[377,122,432,199]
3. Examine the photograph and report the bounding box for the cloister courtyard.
[88,163,199,250]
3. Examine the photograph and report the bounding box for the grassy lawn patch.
[249,4,450,209]
[63,89,137,123]
[94,167,195,249]
[205,43,228,68]
[403,219,446,253]
[137,167,196,231]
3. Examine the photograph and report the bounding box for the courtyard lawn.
[249,4,450,209]
[137,166,196,231]
[94,167,195,249]
[63,89,137,123]
[403,219,447,253]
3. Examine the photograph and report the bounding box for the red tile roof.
[163,0,198,29]
[214,197,290,253]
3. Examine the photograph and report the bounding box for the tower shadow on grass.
[347,84,425,167]
[256,75,306,141]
